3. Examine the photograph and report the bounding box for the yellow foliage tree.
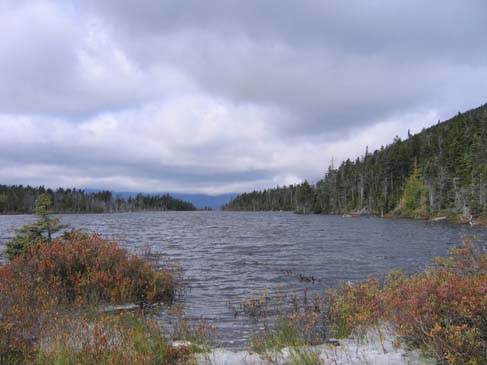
[401,164,428,214]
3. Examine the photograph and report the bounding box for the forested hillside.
[0,186,196,214]
[224,103,487,218]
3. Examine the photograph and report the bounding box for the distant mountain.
[111,192,237,210]
[168,193,237,210]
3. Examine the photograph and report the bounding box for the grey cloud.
[0,1,196,116]
[84,0,487,134]
[0,0,486,193]
[87,1,487,57]
[0,142,272,184]
[2,0,487,126]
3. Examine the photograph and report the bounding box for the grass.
[240,290,326,364]
[250,318,308,354]
[36,312,196,365]
[248,312,328,364]
[287,348,323,365]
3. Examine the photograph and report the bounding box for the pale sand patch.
[195,328,436,365]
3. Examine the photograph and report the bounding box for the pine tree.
[5,194,68,260]
[224,104,487,217]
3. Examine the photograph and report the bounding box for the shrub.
[383,240,487,364]
[327,238,487,365]
[8,233,177,306]
[0,264,55,363]
[0,233,179,363]
[326,276,385,339]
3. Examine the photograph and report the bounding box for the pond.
[1,211,485,349]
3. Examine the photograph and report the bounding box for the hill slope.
[224,103,487,218]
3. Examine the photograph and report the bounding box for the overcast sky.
[1,1,486,194]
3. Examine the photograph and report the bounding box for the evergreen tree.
[0,186,197,214]
[224,103,487,217]
[5,194,69,260]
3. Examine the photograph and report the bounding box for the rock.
[431,216,447,222]
[326,338,340,346]
[99,303,140,313]
[170,340,192,348]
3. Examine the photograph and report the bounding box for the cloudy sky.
[1,1,486,194]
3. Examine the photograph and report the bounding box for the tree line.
[224,103,487,218]
[0,185,196,214]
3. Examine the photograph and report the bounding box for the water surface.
[1,211,485,348]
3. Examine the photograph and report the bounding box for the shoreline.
[194,327,436,365]
[0,209,204,216]
[222,209,487,227]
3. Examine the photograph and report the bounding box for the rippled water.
[1,211,485,348]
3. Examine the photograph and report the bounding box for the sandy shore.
[194,328,437,365]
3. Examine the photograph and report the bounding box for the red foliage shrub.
[9,233,176,305]
[383,240,487,364]
[0,233,178,363]
[327,239,487,364]
[0,266,55,363]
